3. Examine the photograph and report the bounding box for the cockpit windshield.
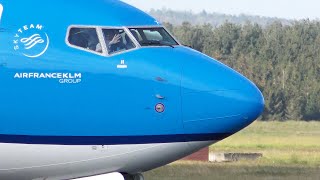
[67,26,180,56]
[128,27,179,47]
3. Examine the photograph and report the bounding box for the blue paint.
[0,0,264,145]
[0,133,233,145]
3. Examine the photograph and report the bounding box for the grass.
[145,163,320,180]
[212,121,320,166]
[144,121,320,180]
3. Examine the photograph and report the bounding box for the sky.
[122,0,320,20]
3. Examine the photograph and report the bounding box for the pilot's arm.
[109,34,121,45]
[107,34,121,53]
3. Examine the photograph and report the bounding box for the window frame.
[66,25,107,56]
[100,26,141,56]
[66,25,181,57]
[127,25,181,47]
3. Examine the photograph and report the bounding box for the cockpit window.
[129,27,178,47]
[68,27,102,53]
[102,28,136,55]
[67,26,179,56]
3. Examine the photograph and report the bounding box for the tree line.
[164,20,320,121]
[150,9,291,27]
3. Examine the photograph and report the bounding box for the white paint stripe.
[0,4,3,21]
[117,64,127,69]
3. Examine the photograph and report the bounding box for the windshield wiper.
[141,41,175,48]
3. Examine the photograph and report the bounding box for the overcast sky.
[122,0,320,20]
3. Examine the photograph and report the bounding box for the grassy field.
[144,121,320,180]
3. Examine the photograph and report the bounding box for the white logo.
[117,60,128,69]
[13,24,49,58]
[21,34,45,50]
[14,72,82,84]
[0,4,3,21]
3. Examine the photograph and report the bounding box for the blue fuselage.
[0,0,264,145]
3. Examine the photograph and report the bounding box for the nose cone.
[179,48,264,136]
[233,81,265,123]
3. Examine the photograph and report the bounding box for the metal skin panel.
[0,0,264,179]
[178,48,264,134]
[0,141,214,180]
[0,48,185,138]
[0,1,182,139]
[0,0,159,27]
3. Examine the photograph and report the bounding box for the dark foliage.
[164,20,320,121]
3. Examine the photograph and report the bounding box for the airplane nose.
[234,81,265,123]
[180,49,265,135]
[182,87,264,135]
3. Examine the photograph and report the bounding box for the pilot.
[69,28,101,53]
[125,30,139,49]
[69,28,88,49]
[105,30,126,53]
[130,30,140,40]
[86,29,100,52]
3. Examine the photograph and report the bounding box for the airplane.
[0,0,264,180]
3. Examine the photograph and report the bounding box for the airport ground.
[144,121,320,180]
